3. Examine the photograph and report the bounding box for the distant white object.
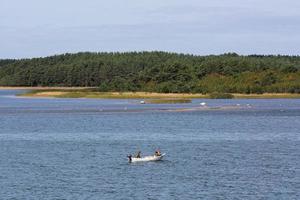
[200,102,206,106]
[236,104,241,106]
[140,100,145,104]
[128,153,166,163]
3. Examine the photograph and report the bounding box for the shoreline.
[19,91,208,99]
[4,88,300,99]
[1,87,300,99]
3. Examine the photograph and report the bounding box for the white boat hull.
[130,154,165,163]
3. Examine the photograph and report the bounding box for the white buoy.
[200,102,206,106]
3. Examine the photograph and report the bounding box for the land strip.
[5,87,299,99]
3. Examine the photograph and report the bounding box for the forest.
[0,51,300,94]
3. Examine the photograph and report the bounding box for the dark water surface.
[0,90,299,199]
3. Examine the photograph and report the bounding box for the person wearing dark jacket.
[136,151,141,158]
[154,150,161,156]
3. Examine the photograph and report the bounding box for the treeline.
[0,51,300,94]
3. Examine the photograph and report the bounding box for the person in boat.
[127,154,132,163]
[135,151,141,158]
[154,150,161,156]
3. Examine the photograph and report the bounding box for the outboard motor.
[127,154,132,163]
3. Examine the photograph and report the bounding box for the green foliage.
[1,51,300,93]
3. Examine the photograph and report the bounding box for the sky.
[1,0,300,58]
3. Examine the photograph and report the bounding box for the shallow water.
[0,90,299,199]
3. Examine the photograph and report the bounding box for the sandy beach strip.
[1,86,300,99]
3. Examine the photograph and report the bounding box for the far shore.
[20,90,208,99]
[1,87,298,99]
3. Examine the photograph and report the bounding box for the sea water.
[0,90,299,199]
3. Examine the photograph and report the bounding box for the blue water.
[0,90,299,199]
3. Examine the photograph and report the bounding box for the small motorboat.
[127,153,166,163]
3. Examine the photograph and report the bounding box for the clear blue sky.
[1,0,300,58]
